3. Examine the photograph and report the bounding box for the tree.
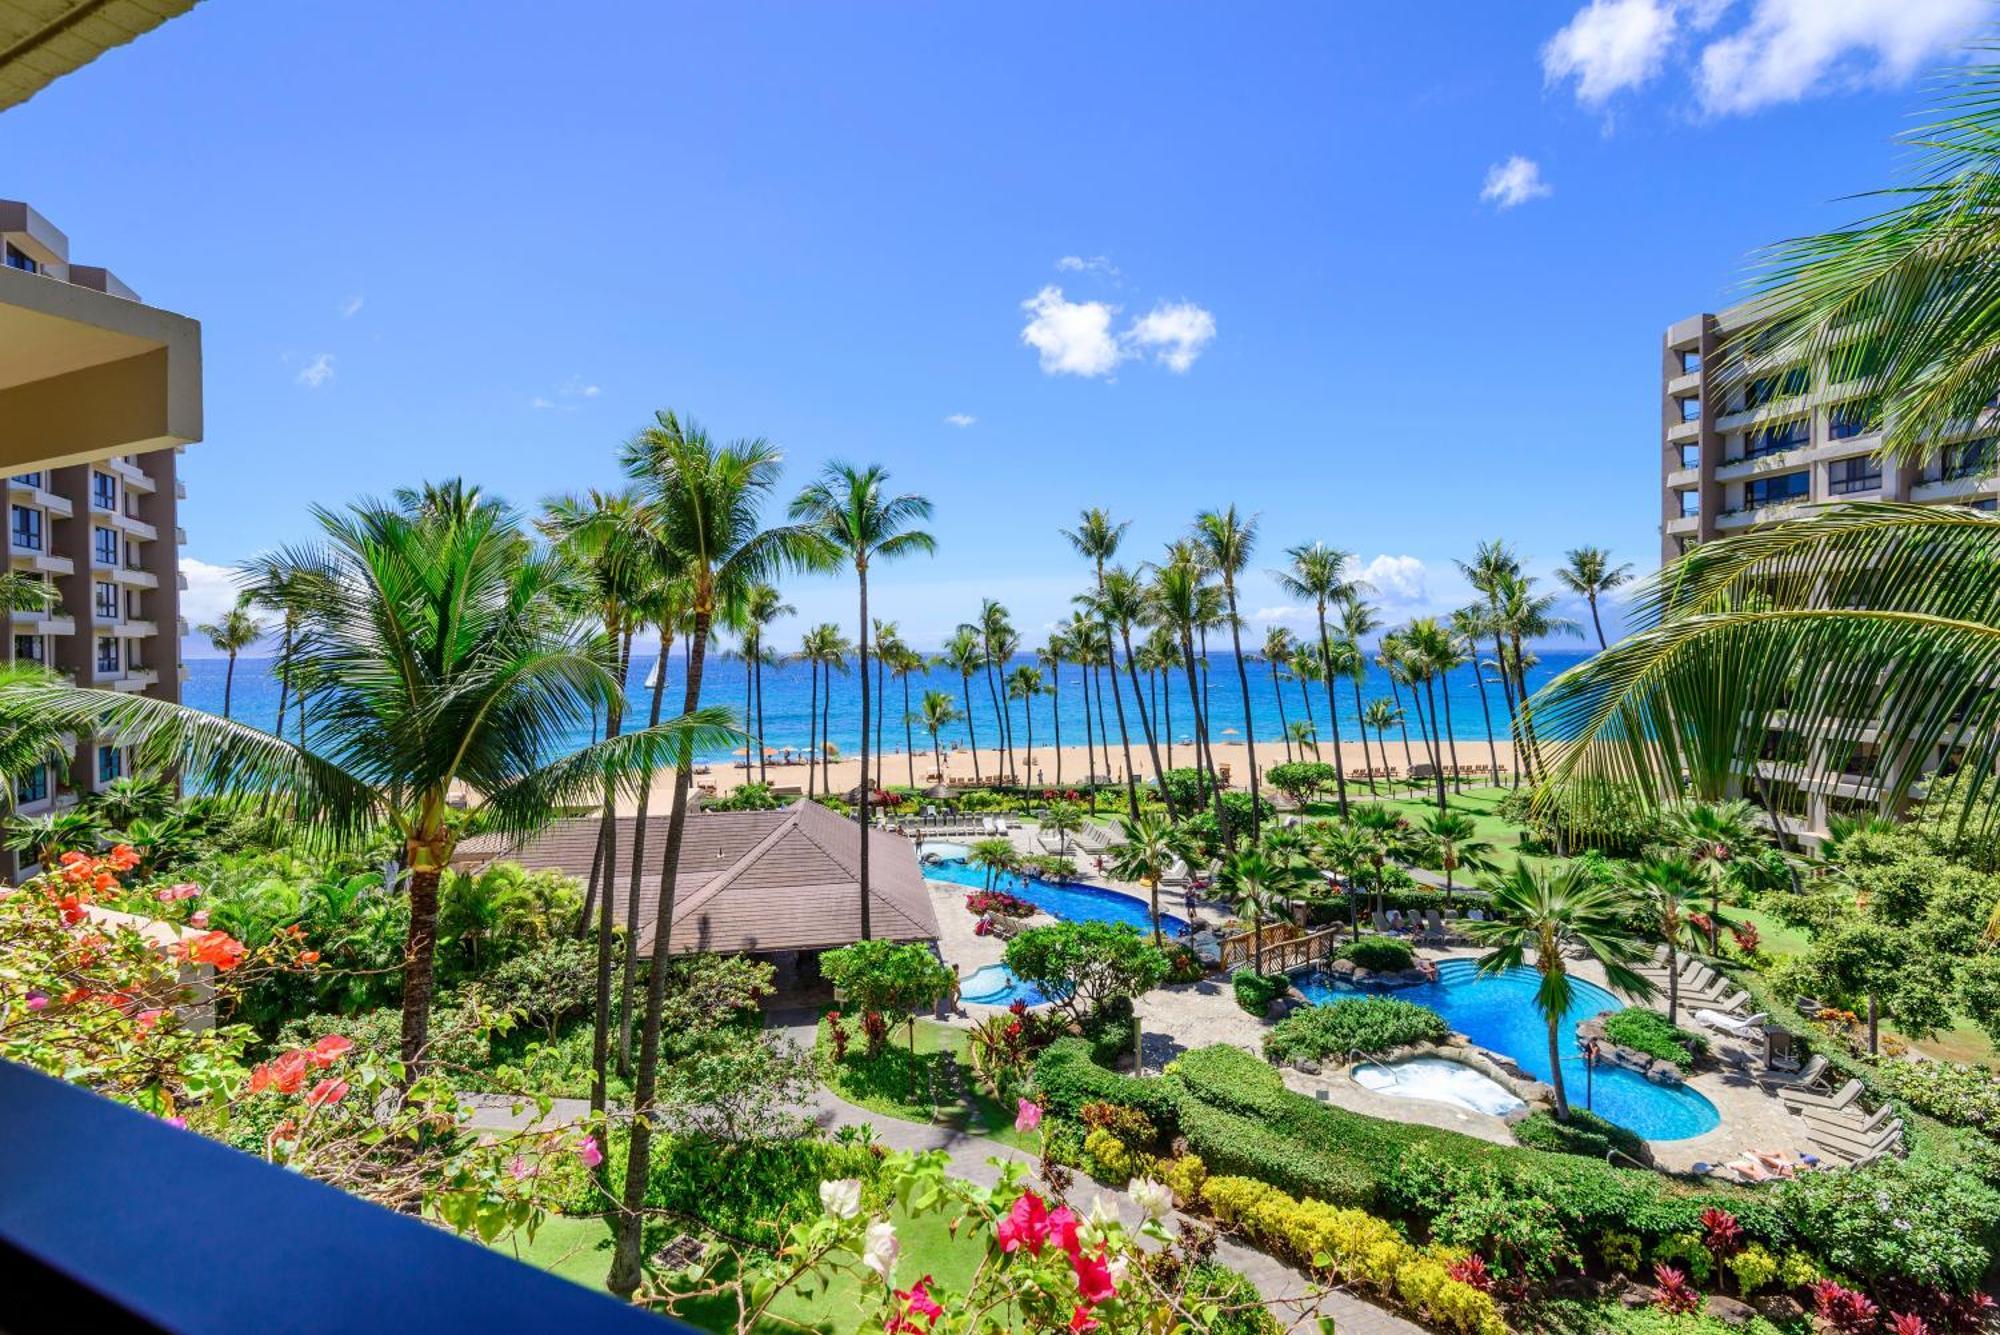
[1361,697,1402,786]
[798,622,851,797]
[1458,540,1523,786]
[609,411,819,1298]
[1351,803,1417,925]
[1417,810,1495,904]
[1215,847,1290,972]
[1451,604,1504,783]
[967,836,1021,892]
[1106,810,1178,946]
[1063,510,1151,820]
[1273,543,1364,816]
[1308,819,1371,941]
[1466,861,1654,1120]
[936,627,985,783]
[1662,799,1768,953]
[1042,799,1085,853]
[1002,919,1169,1025]
[1620,857,1704,1025]
[741,583,793,784]
[791,461,936,939]
[1489,570,1579,783]
[1402,617,1462,810]
[915,688,959,783]
[820,939,953,1055]
[1266,761,1336,807]
[889,640,926,789]
[1194,506,1264,840]
[1146,551,1227,830]
[1556,546,1632,650]
[1261,626,1297,765]
[196,599,262,720]
[976,599,1017,781]
[1336,598,1380,792]
[1006,664,1045,781]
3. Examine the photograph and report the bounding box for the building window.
[3,243,37,273]
[10,505,42,551]
[93,526,118,565]
[90,472,116,511]
[13,634,41,663]
[12,471,42,488]
[1940,438,1997,481]
[1677,397,1701,423]
[97,745,122,784]
[94,581,118,620]
[1828,399,1879,440]
[1828,457,1883,496]
[1677,490,1700,518]
[96,637,119,674]
[1678,443,1700,470]
[15,764,47,805]
[1745,418,1810,459]
[1973,498,1997,513]
[1746,471,1810,509]
[1679,349,1702,375]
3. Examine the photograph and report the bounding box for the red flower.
[998,1191,1050,1255]
[296,950,320,965]
[58,850,88,868]
[1068,1308,1099,1334]
[56,894,86,925]
[307,1034,353,1068]
[106,844,140,871]
[305,1078,350,1107]
[1699,1206,1743,1259]
[180,930,247,972]
[251,1049,310,1096]
[1071,1248,1115,1304]
[1446,1255,1491,1292]
[134,1008,166,1033]
[1047,1205,1080,1258]
[887,1275,942,1332]
[1651,1265,1699,1316]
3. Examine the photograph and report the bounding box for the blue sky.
[3,0,1989,655]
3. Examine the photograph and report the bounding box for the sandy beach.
[614,736,1522,814]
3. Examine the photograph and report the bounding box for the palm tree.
[1063,511,1153,819]
[800,623,851,797]
[1273,543,1364,817]
[791,462,935,934]
[1337,597,1382,788]
[1362,698,1401,792]
[1662,799,1767,953]
[967,836,1021,892]
[1287,720,1319,760]
[1404,617,1464,806]
[1095,563,1168,807]
[915,688,959,782]
[976,600,1016,781]
[1492,571,1580,783]
[1006,665,1045,782]
[1140,625,1180,773]
[1216,847,1286,972]
[196,599,262,720]
[1377,633,1421,774]
[5,802,105,868]
[1556,546,1632,651]
[1042,799,1085,853]
[936,627,985,783]
[1066,611,1110,799]
[1309,819,1372,942]
[1351,802,1415,924]
[1147,550,1227,829]
[1466,862,1654,1121]
[871,620,904,790]
[742,583,793,783]
[1416,810,1495,905]
[1194,506,1264,840]
[1289,648,1322,756]
[1451,605,1504,784]
[1037,636,1067,788]
[1106,810,1178,946]
[1621,857,1705,1025]
[610,411,818,1297]
[889,640,926,789]
[237,550,318,742]
[1458,540,1522,785]
[1262,625,1297,765]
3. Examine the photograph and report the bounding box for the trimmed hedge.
[1230,969,1291,1015]
[1335,935,1415,972]
[1178,1095,1378,1208]
[1033,1037,1181,1128]
[1263,997,1450,1065]
[1602,1008,1706,1072]
[1511,1109,1648,1162]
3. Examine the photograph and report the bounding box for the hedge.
[1511,1109,1648,1162]
[1177,1095,1378,1208]
[1262,997,1450,1065]
[1601,1008,1706,1072]
[1230,969,1290,1015]
[1335,935,1415,972]
[1033,1037,1181,1128]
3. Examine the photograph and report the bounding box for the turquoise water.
[960,963,1050,1007]
[1297,958,1720,1141]
[926,859,1189,936]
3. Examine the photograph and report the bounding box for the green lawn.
[817,1015,1038,1153]
[1301,784,1558,874]
[494,1205,985,1333]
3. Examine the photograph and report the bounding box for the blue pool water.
[924,859,1190,936]
[960,963,1052,1007]
[1298,958,1720,1142]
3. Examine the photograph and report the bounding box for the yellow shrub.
[1160,1153,1208,1207]
[1083,1127,1135,1180]
[1199,1175,1508,1335]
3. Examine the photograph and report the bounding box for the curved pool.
[959,963,1052,1007]
[1354,1057,1526,1118]
[1299,958,1720,1141]
[924,859,1189,936]
[919,841,972,862]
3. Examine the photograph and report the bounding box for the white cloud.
[1055,255,1119,277]
[338,294,364,318]
[295,353,334,388]
[531,376,603,410]
[944,413,977,428]
[1356,555,1432,609]
[1020,286,1125,378]
[1696,0,1986,114]
[529,396,556,409]
[1543,0,1681,104]
[178,557,254,654]
[1124,300,1217,373]
[1481,156,1553,209]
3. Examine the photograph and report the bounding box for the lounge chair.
[1707,987,1751,1015]
[1682,962,1719,993]
[1385,909,1406,933]
[1810,1120,1904,1160]
[1758,1054,1830,1092]
[1371,909,1394,934]
[1423,908,1447,938]
[1783,1078,1863,1114]
[1802,1102,1895,1136]
[1465,908,1485,923]
[1695,1009,1769,1039]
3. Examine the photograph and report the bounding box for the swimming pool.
[1299,958,1720,1141]
[1354,1057,1526,1118]
[924,858,1189,936]
[960,963,1053,1007]
[919,841,972,862]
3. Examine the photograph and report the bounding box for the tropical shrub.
[473,936,597,1041]
[1602,1009,1707,1072]
[1230,969,1291,1015]
[1266,762,1337,806]
[1334,935,1415,972]
[1004,921,1169,1024]
[1871,1059,2000,1133]
[964,888,1036,918]
[1031,1037,1180,1127]
[1262,997,1450,1065]
[1161,940,1205,985]
[707,781,783,811]
[1179,1262,1282,1335]
[1775,1156,2000,1292]
[1510,1109,1647,1163]
[821,940,953,1055]
[644,1137,881,1248]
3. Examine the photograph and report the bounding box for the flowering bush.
[965,889,1037,919]
[1651,1264,1700,1315]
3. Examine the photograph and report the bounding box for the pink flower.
[1014,1098,1042,1134]
[306,1034,353,1069]
[576,1136,604,1169]
[155,883,200,903]
[189,910,209,928]
[1048,1205,1081,1259]
[508,1156,535,1181]
[1068,1307,1099,1333]
[1072,1248,1115,1304]
[305,1078,350,1107]
[24,989,47,1012]
[887,1275,943,1332]
[998,1191,1050,1255]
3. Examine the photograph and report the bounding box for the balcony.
[1666,419,1700,443]
[1716,501,1808,531]
[1715,448,1808,482]
[1665,466,1699,490]
[118,619,159,638]
[112,565,158,590]
[112,667,158,692]
[1912,473,1996,505]
[10,545,73,576]
[10,606,75,636]
[1667,370,1701,397]
[113,511,157,541]
[1665,514,1700,536]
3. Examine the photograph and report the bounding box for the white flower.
[861,1220,899,1280]
[819,1178,862,1220]
[1128,1177,1173,1220]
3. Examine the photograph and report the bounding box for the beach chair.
[1386,909,1407,933]
[1694,1009,1769,1039]
[1758,1054,1830,1092]
[1682,962,1719,993]
[1371,909,1394,934]
[1708,987,1752,1015]
[1810,1119,1903,1160]
[1802,1102,1895,1137]
[1782,1078,1863,1114]
[1465,908,1485,923]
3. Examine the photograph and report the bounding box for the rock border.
[1576,1013,1693,1088]
[1283,1036,1557,1124]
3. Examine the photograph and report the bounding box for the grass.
[1301,784,1559,874]
[817,1014,1039,1152]
[492,1205,985,1334]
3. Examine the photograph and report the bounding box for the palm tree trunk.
[755,646,767,784]
[1224,597,1262,841]
[1103,616,1141,819]
[620,633,671,1077]
[1091,660,1111,814]
[1422,678,1446,811]
[742,651,754,779]
[874,636,885,793]
[1440,669,1464,794]
[1389,676,1416,772]
[1296,663,1317,758]
[1271,659,1293,765]
[1471,655,1501,784]
[984,657,1007,783]
[398,863,443,1073]
[1349,672,1378,797]
[1050,665,1064,788]
[588,628,628,1115]
[222,651,237,719]
[1182,630,1228,835]
[1666,937,1680,1026]
[806,657,819,799]
[820,657,833,795]
[1547,1013,1570,1120]
[902,670,916,789]
[857,567,873,941]
[272,623,293,740]
[1160,667,1173,775]
[1079,658,1097,785]
[610,606,714,1298]
[1492,628,1519,788]
[1118,620,1166,804]
[960,674,981,782]
[1253,911,1263,972]
[1588,592,1607,650]
[1023,692,1034,784]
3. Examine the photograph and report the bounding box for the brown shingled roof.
[453,800,939,956]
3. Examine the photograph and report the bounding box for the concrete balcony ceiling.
[0,0,200,112]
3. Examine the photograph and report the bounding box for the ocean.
[181,647,1594,767]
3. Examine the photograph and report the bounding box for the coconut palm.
[915,688,959,782]
[740,584,793,783]
[1404,617,1464,807]
[1146,550,1227,828]
[1042,799,1085,853]
[1286,719,1319,760]
[1492,571,1580,783]
[1451,605,1504,783]
[1458,541,1522,784]
[1194,506,1264,839]
[237,549,319,743]
[1661,799,1768,953]
[975,599,1017,781]
[1620,857,1705,1025]
[1107,810,1178,946]
[1362,697,1402,790]
[791,461,935,931]
[1376,633,1421,774]
[1066,611,1113,799]
[1007,664,1046,782]
[1091,561,1169,809]
[1215,847,1287,972]
[609,411,819,1297]
[1351,802,1416,924]
[871,620,904,790]
[799,623,851,797]
[1037,636,1067,788]
[936,627,985,783]
[967,836,1021,892]
[1556,546,1632,651]
[1465,861,1654,1120]
[1308,819,1372,941]
[1336,597,1381,791]
[1139,624,1181,773]
[1289,648,1322,758]
[1064,511,1154,819]
[1417,810,1495,905]
[1261,626,1297,765]
[1273,542,1365,816]
[0,664,78,817]
[196,599,263,720]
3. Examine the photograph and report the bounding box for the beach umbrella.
[925,783,954,800]
[1221,727,1240,737]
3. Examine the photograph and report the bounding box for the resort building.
[2,199,201,876]
[454,800,941,986]
[1659,305,1989,845]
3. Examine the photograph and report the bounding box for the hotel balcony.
[174,478,186,499]
[112,668,158,692]
[111,565,158,590]
[1664,466,1698,490]
[1666,419,1700,444]
[1667,371,1701,397]
[1664,514,1700,537]
[1715,501,1807,531]
[1912,473,1997,504]
[113,511,157,541]
[7,475,72,516]
[10,606,75,636]
[1714,448,1808,483]
[114,459,156,492]
[9,543,73,576]
[118,619,159,638]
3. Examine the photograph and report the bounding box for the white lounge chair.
[1758,1054,1829,1092]
[1707,987,1751,1015]
[1695,1009,1768,1039]
[1802,1102,1895,1136]
[1783,1078,1863,1113]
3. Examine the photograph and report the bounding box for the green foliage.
[707,781,783,811]
[1266,761,1337,805]
[1601,1009,1707,1072]
[1510,1109,1647,1162]
[1725,1242,1781,1295]
[1775,1155,2000,1292]
[1179,1262,1283,1335]
[644,1137,882,1249]
[821,940,953,1033]
[1419,1161,1579,1282]
[1262,997,1449,1064]
[1030,1037,1180,1127]
[472,936,597,1041]
[1497,782,1661,858]
[1229,969,1291,1015]
[1872,1059,2000,1133]
[277,1002,495,1074]
[1003,920,1169,1023]
[1333,935,1415,972]
[1080,994,1137,1070]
